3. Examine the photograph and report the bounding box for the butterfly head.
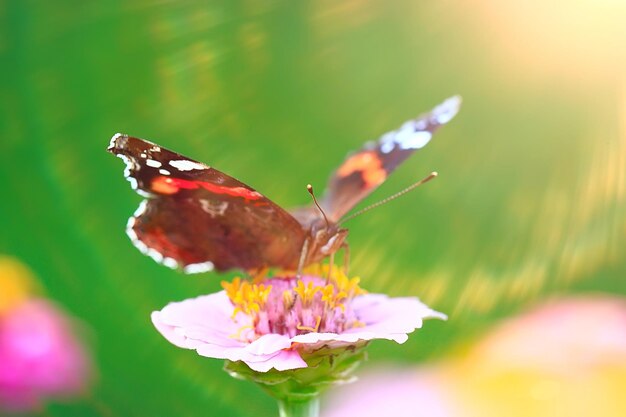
[311,224,348,259]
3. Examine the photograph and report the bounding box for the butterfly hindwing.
[319,96,461,222]
[108,134,307,272]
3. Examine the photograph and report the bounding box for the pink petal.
[351,295,446,334]
[246,350,307,372]
[196,343,270,362]
[291,295,445,348]
[246,333,292,355]
[159,292,243,333]
[196,342,306,372]
[153,295,300,371]
[195,334,291,362]
[152,292,247,349]
[151,311,188,348]
[291,330,409,349]
[196,334,288,360]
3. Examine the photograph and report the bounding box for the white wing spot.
[140,153,147,158]
[400,120,415,131]
[169,160,208,171]
[125,200,183,270]
[398,130,432,150]
[184,262,214,274]
[127,177,139,190]
[390,124,432,150]
[146,159,162,168]
[162,257,178,269]
[377,96,460,153]
[131,200,147,222]
[109,133,125,149]
[380,141,395,154]
[433,95,462,125]
[414,119,428,130]
[126,219,148,255]
[199,199,228,217]
[126,201,150,255]
[115,154,142,190]
[147,248,164,263]
[159,169,171,176]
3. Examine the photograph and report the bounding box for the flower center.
[222,265,365,338]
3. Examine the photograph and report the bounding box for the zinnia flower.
[0,300,92,412]
[152,266,446,374]
[0,256,92,413]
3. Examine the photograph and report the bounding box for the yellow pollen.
[321,284,348,310]
[302,264,366,298]
[294,280,322,305]
[222,277,243,300]
[222,277,272,317]
[283,290,295,310]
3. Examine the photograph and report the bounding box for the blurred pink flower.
[469,296,626,373]
[152,274,446,372]
[0,299,92,413]
[324,295,626,417]
[325,367,454,417]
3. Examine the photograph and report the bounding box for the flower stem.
[277,396,320,417]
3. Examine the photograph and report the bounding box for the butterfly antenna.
[307,184,330,228]
[338,172,438,225]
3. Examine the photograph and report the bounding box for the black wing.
[108,134,307,273]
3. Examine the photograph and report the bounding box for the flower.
[0,256,39,316]
[0,256,92,413]
[0,300,93,412]
[324,295,626,417]
[151,266,446,373]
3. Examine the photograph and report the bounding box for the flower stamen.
[222,265,368,337]
[229,325,255,340]
[222,278,272,318]
[296,316,322,333]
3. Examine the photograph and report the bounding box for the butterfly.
[108,96,461,274]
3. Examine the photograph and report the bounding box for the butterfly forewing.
[108,134,307,272]
[109,96,461,273]
[320,96,461,222]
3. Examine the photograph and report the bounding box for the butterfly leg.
[326,251,335,284]
[296,238,310,279]
[342,242,350,275]
[249,267,269,282]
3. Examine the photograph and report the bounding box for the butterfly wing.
[319,96,461,223]
[108,134,307,273]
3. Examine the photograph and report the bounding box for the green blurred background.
[1,0,626,416]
